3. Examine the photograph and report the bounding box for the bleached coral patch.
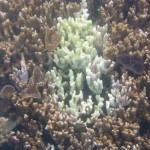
[86,56,114,95]
[106,72,133,116]
[46,0,119,122]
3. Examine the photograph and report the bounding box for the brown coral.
[0,0,150,149]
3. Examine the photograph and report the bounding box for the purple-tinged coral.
[106,72,133,116]
[117,54,145,75]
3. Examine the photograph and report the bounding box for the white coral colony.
[46,0,131,122]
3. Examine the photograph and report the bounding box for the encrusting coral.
[0,0,150,149]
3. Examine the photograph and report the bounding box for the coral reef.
[0,0,150,149]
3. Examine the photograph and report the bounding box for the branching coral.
[46,0,115,121]
[54,8,108,70]
[0,0,150,149]
[106,72,133,116]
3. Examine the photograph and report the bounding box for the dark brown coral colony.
[117,54,145,75]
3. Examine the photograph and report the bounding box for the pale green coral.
[46,0,114,122]
[69,69,84,95]
[54,5,108,71]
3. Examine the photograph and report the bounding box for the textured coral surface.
[0,0,150,150]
